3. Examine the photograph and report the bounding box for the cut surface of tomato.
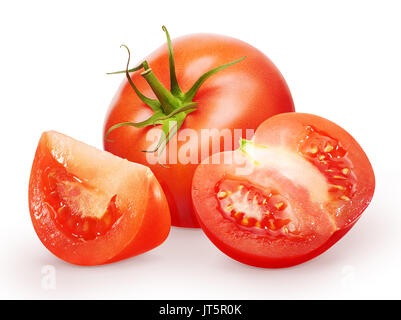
[29,131,170,266]
[192,113,375,268]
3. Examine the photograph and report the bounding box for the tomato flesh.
[42,160,121,241]
[192,113,375,268]
[29,131,171,265]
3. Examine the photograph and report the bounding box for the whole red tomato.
[104,27,294,227]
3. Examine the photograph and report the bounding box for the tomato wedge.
[29,131,170,265]
[192,113,375,268]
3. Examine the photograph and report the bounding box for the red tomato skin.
[191,113,375,268]
[197,215,355,268]
[29,131,171,266]
[104,33,295,228]
[106,173,171,264]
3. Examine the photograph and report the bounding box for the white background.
[1,0,400,299]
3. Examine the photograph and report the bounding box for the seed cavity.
[298,125,356,206]
[45,167,120,241]
[215,179,293,237]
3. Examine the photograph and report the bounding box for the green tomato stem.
[141,68,181,114]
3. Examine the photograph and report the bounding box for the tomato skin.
[192,113,375,268]
[104,33,294,228]
[29,131,170,266]
[197,215,355,268]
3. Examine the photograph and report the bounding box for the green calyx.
[239,138,250,152]
[238,138,268,166]
[105,26,246,156]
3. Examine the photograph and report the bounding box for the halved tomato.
[192,113,375,268]
[29,131,170,266]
